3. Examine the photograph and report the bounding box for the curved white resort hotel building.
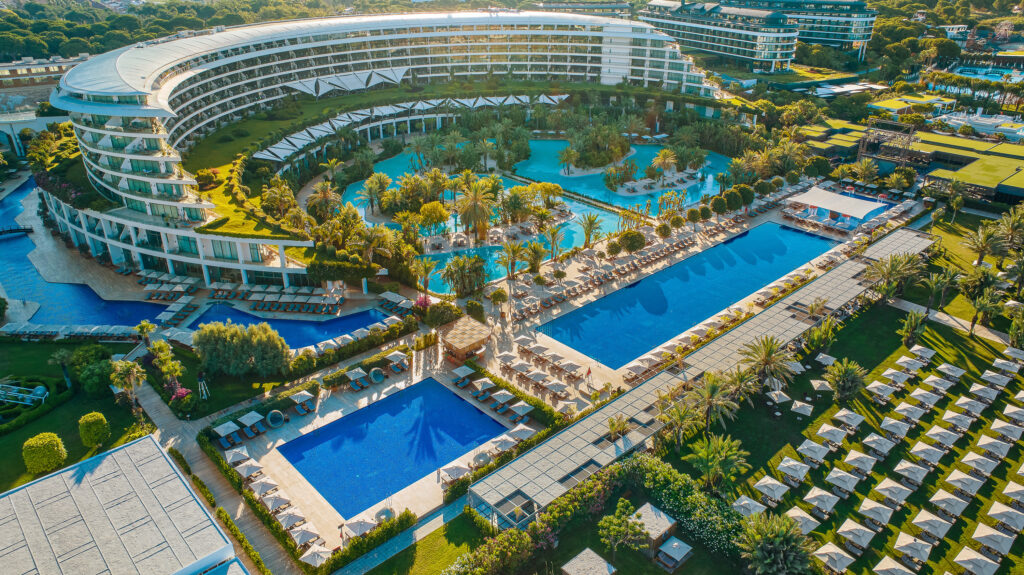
[47,10,710,286]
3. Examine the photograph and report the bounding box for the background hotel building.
[726,0,876,60]
[48,10,711,287]
[639,0,798,72]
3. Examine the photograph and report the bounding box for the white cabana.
[788,187,888,219]
[972,523,1015,556]
[930,489,968,516]
[954,547,1000,575]
[946,470,985,496]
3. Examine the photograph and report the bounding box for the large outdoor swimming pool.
[0,179,163,326]
[537,223,838,368]
[278,377,505,519]
[188,304,389,348]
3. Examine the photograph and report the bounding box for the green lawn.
[143,347,289,419]
[366,513,488,575]
[0,340,135,379]
[681,303,1024,574]
[0,393,151,492]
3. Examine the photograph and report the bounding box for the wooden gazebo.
[441,316,490,365]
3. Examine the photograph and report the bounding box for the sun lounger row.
[453,371,533,425]
[161,303,199,328]
[0,322,137,341]
[251,301,344,314]
[212,289,250,300]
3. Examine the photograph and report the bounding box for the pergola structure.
[441,316,491,365]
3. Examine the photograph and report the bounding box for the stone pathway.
[889,298,1009,345]
[134,379,303,575]
[334,497,468,575]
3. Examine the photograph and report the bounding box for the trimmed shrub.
[23,432,67,474]
[425,301,463,327]
[78,412,110,447]
[70,344,112,378]
[216,507,272,575]
[79,359,113,398]
[465,300,485,323]
[167,446,192,475]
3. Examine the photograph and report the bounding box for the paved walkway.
[334,497,468,575]
[890,298,1009,344]
[134,374,303,575]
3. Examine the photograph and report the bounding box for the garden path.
[890,297,1009,344]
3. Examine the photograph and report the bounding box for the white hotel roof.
[0,435,234,575]
[61,11,667,96]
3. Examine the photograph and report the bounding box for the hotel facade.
[48,10,711,286]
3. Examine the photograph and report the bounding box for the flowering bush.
[171,387,191,401]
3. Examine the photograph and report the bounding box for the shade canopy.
[837,518,874,547]
[238,411,264,427]
[859,498,893,524]
[732,495,766,517]
[930,489,968,516]
[754,475,789,500]
[441,316,490,357]
[954,547,1000,575]
[912,510,952,539]
[813,542,854,572]
[225,447,249,464]
[777,457,810,480]
[213,421,240,437]
[874,556,915,575]
[785,507,819,534]
[789,187,887,219]
[895,532,931,563]
[804,487,839,512]
[300,544,331,567]
[834,408,865,428]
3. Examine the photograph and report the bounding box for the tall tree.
[738,513,816,575]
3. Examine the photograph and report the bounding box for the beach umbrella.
[784,507,819,534]
[249,477,278,497]
[797,439,829,461]
[1007,404,1024,424]
[972,523,1015,556]
[882,417,911,439]
[334,334,354,346]
[528,343,548,355]
[441,463,471,481]
[894,459,929,484]
[992,358,1020,373]
[213,421,240,437]
[561,361,582,373]
[238,411,264,428]
[791,401,812,416]
[909,344,936,359]
[385,351,408,364]
[875,479,912,504]
[804,487,839,513]
[473,379,495,392]
[910,441,944,465]
[276,508,305,530]
[873,557,915,575]
[290,390,314,404]
[1003,346,1024,361]
[235,460,263,479]
[894,402,926,422]
[946,470,984,496]
[977,435,1011,459]
[816,423,845,444]
[845,450,877,474]
[262,491,290,511]
[344,518,378,538]
[910,388,940,407]
[732,495,765,517]
[989,501,1024,531]
[351,328,370,339]
[767,390,791,404]
[382,315,403,326]
[489,390,515,405]
[912,510,952,539]
[811,379,833,393]
[942,409,973,430]
[923,374,955,392]
[971,383,999,402]
[866,380,896,398]
[225,446,249,465]
[825,468,860,492]
[895,356,926,372]
[511,361,532,373]
[815,352,836,366]
[990,419,1023,441]
[507,424,535,441]
[882,368,911,384]
[894,532,931,563]
[290,525,320,546]
[958,397,988,416]
[1003,481,1024,504]
[753,476,789,501]
[937,363,966,379]
[837,519,874,548]
[929,489,968,516]
[300,544,331,567]
[488,435,517,453]
[777,457,809,481]
[962,451,999,475]
[954,547,1000,575]
[509,402,533,416]
[833,408,864,429]
[859,498,893,525]
[981,370,1012,388]
[513,335,533,346]
[527,370,548,382]
[813,543,853,573]
[496,352,517,364]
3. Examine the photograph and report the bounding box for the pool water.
[537,223,838,368]
[188,304,389,348]
[951,66,1024,83]
[0,178,164,325]
[514,140,730,214]
[278,377,505,519]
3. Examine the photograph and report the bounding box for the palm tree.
[962,223,1005,266]
[456,180,496,241]
[544,225,565,263]
[306,180,341,222]
[969,288,1003,335]
[477,139,496,171]
[686,373,739,433]
[608,414,630,441]
[496,240,525,280]
[738,513,816,575]
[929,206,946,233]
[651,149,678,185]
[825,358,867,401]
[525,241,548,274]
[806,297,829,318]
[579,212,603,248]
[948,188,965,225]
[683,433,750,493]
[357,225,392,263]
[409,257,438,295]
[658,402,697,453]
[898,310,927,347]
[358,172,392,214]
[864,253,923,297]
[920,272,949,314]
[557,147,579,175]
[998,209,1024,253]
[853,158,878,183]
[110,360,146,409]
[319,157,342,182]
[48,349,73,390]
[722,367,759,407]
[739,335,795,387]
[936,268,958,309]
[133,319,156,347]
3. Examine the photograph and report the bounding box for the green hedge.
[318,509,417,574]
[464,505,499,538]
[322,345,411,388]
[0,377,74,436]
[215,507,273,575]
[192,474,217,507]
[167,447,192,475]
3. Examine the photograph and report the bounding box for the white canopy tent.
[788,186,887,218]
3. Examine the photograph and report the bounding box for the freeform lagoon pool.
[0,179,164,326]
[278,377,505,519]
[537,223,838,368]
[188,304,389,348]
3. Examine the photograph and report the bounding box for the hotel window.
[211,239,238,261]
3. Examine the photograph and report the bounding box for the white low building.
[934,110,1024,141]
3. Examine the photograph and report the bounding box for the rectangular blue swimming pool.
[537,223,838,368]
[277,378,506,519]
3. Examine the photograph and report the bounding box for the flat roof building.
[0,435,245,575]
[528,1,631,17]
[719,0,876,59]
[639,1,798,72]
